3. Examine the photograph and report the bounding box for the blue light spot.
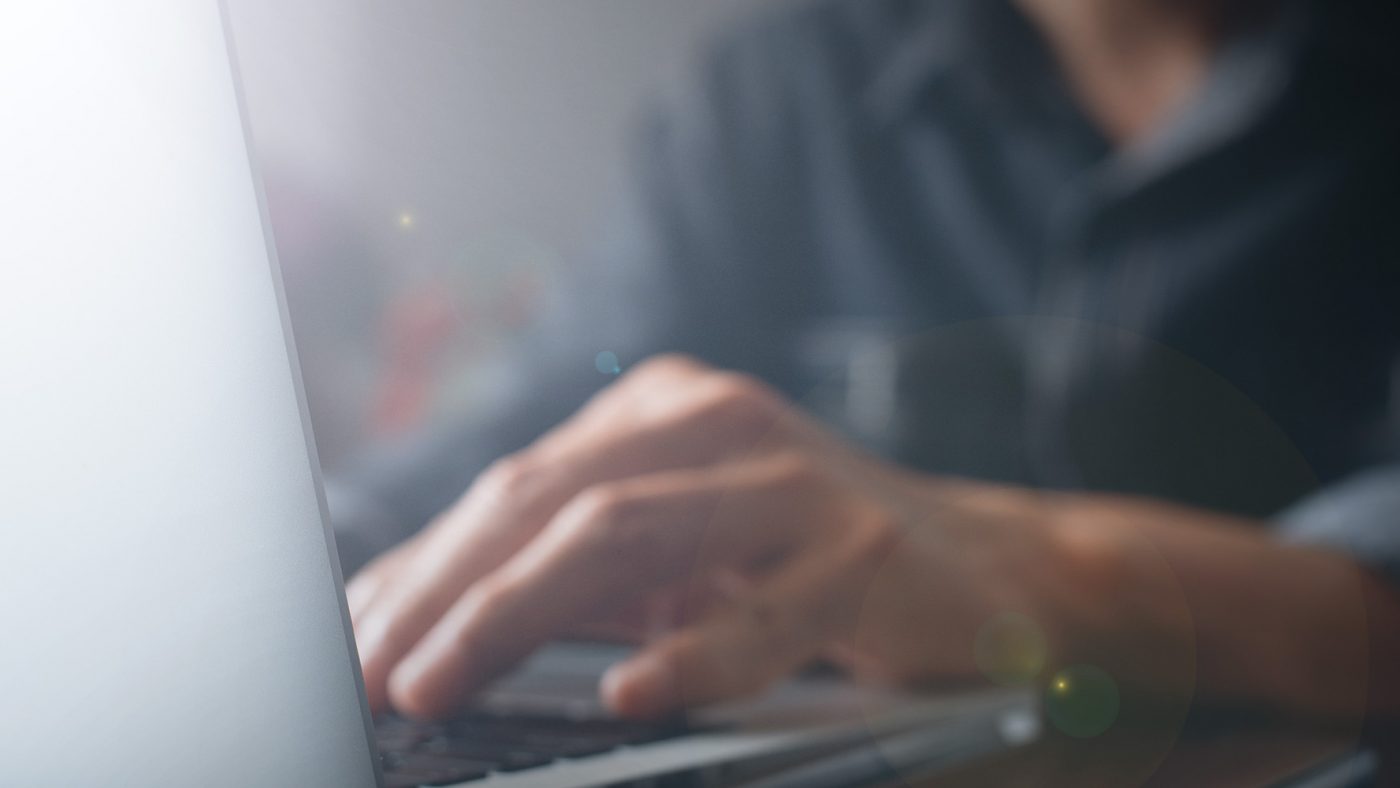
[596,351,622,376]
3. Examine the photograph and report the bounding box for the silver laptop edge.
[217,0,386,781]
[2,2,380,784]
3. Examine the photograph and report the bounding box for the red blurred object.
[371,285,462,436]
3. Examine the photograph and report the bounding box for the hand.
[347,355,1078,720]
[348,354,1400,731]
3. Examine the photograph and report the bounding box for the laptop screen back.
[0,2,379,785]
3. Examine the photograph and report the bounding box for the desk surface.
[883,714,1398,787]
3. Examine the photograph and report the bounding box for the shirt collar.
[862,15,961,124]
[1105,1,1311,192]
[865,0,1313,175]
[864,0,1056,127]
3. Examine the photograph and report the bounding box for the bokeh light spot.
[595,351,622,376]
[397,212,416,230]
[1045,665,1120,739]
[974,612,1047,687]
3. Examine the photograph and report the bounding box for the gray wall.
[227,0,775,261]
[224,1,779,467]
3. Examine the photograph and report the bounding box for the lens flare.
[1045,664,1119,738]
[596,351,622,376]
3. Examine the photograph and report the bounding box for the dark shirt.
[331,0,1400,580]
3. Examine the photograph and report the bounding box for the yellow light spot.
[397,212,415,230]
[1046,665,1119,738]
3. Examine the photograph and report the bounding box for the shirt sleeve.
[1276,464,1400,585]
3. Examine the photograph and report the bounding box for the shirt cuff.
[1276,466,1400,586]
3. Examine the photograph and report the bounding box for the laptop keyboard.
[375,712,694,787]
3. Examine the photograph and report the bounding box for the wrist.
[1034,495,1200,708]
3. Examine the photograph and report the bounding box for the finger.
[353,491,541,714]
[347,543,425,713]
[355,366,792,710]
[347,542,415,628]
[600,529,894,718]
[384,455,857,719]
[348,547,422,713]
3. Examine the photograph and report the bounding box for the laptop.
[0,2,1035,785]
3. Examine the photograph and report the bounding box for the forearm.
[1047,493,1400,720]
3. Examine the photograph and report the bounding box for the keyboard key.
[419,736,553,771]
[375,709,696,781]
[382,753,493,785]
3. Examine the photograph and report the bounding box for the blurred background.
[225,0,777,472]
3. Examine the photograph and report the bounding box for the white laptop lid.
[0,2,379,785]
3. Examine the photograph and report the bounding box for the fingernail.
[602,655,673,718]
[355,619,394,674]
[345,586,372,621]
[387,653,445,720]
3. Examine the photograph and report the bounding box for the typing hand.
[348,355,1068,720]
